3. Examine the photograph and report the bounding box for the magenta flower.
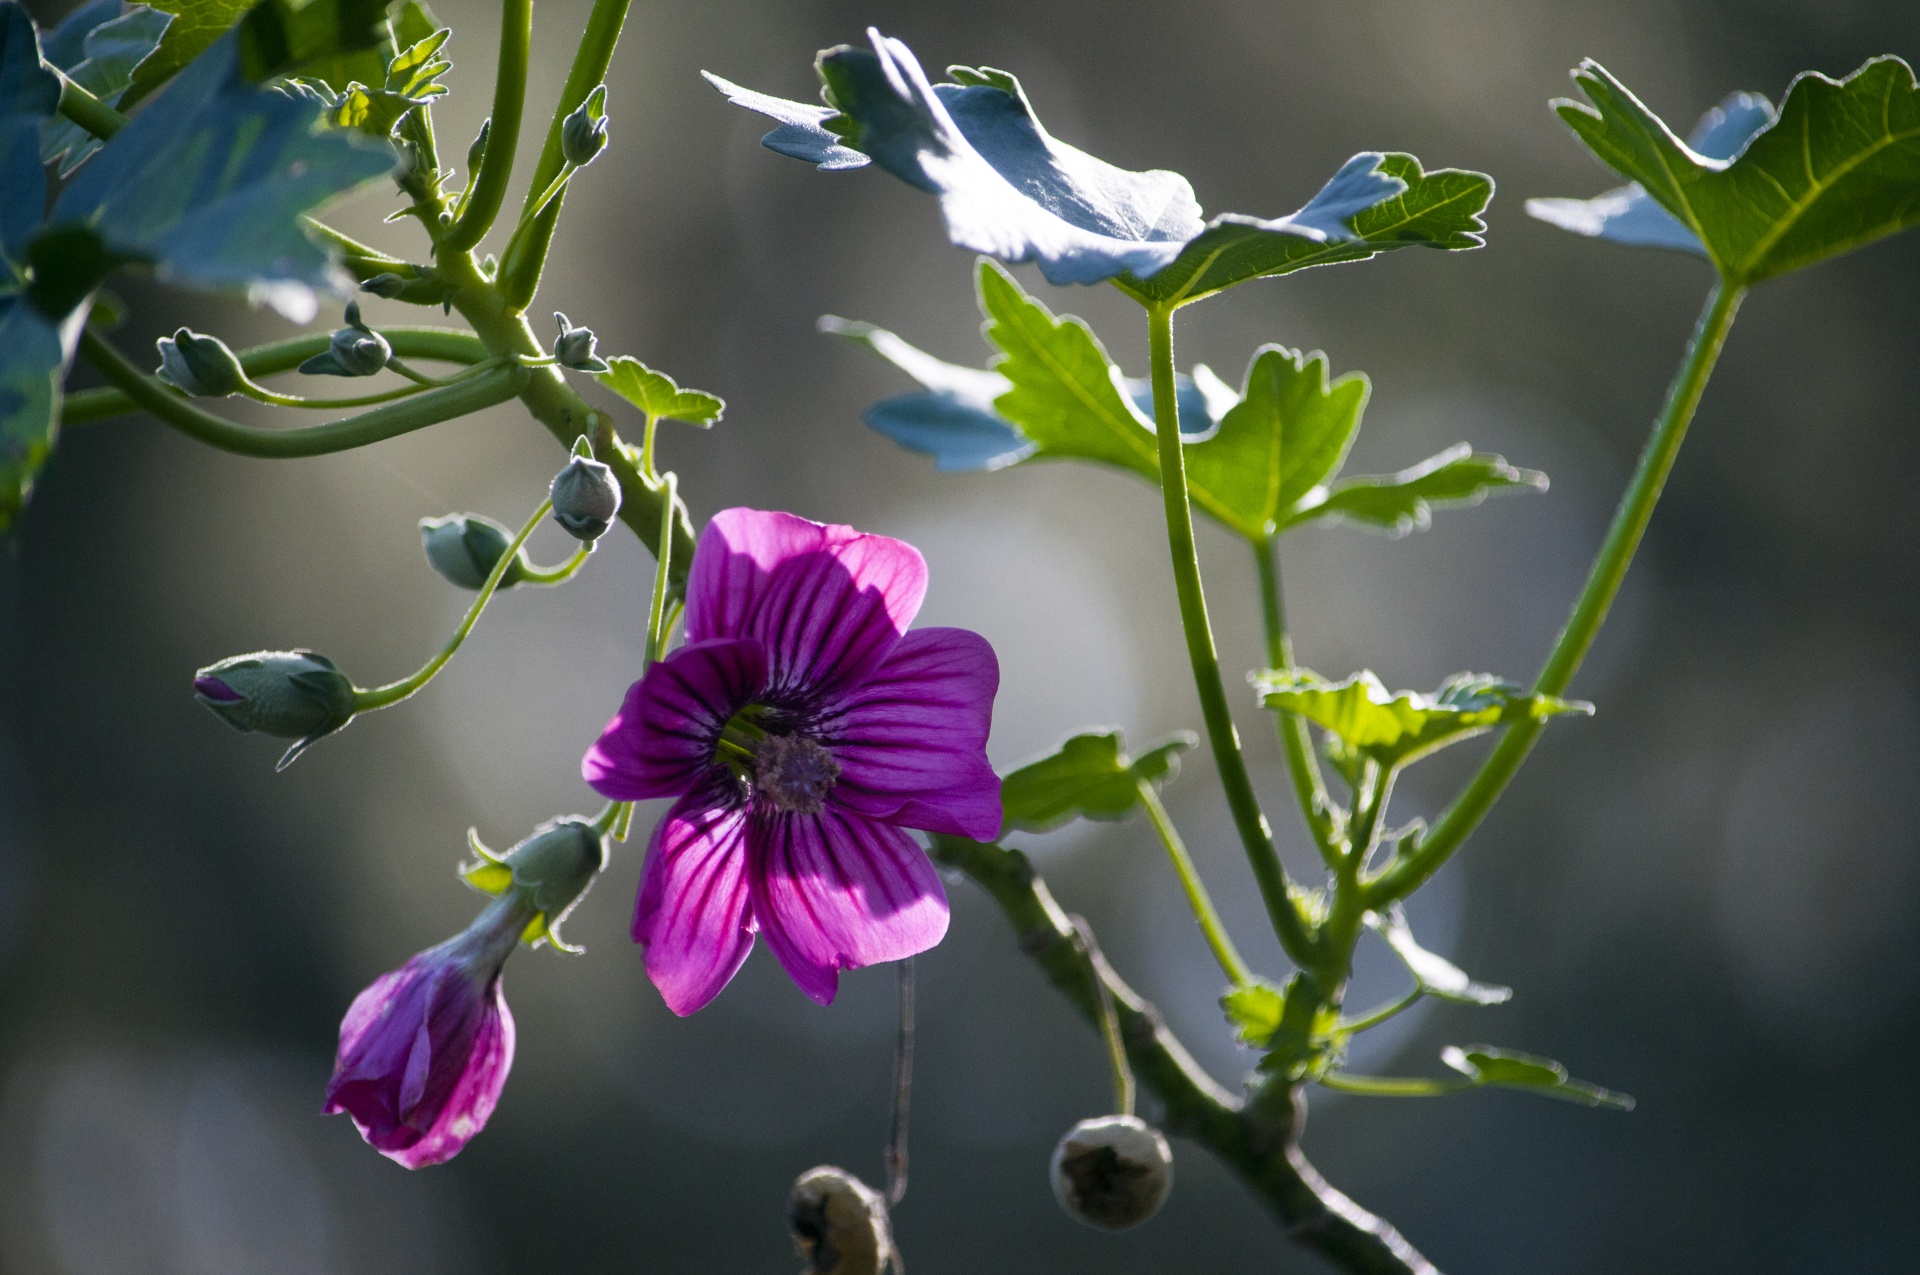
[324,898,523,1168]
[584,507,1000,1014]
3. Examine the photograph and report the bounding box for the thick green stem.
[1256,539,1341,870]
[931,834,1435,1275]
[1374,280,1746,903]
[497,0,633,308]
[1136,778,1253,986]
[78,328,526,458]
[441,0,531,251]
[56,72,128,139]
[62,328,490,425]
[1145,303,1315,968]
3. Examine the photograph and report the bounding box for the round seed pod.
[788,1165,895,1275]
[1049,1114,1173,1231]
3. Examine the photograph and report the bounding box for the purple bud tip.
[194,675,244,702]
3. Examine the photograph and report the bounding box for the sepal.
[462,817,608,953]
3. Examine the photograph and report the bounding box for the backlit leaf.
[1256,669,1591,768]
[1538,56,1920,283]
[999,728,1196,834]
[596,356,725,427]
[1290,443,1545,536]
[39,2,172,174]
[1367,903,1511,1005]
[123,0,247,104]
[711,30,1486,295]
[1441,1045,1634,1109]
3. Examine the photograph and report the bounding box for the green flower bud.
[553,312,610,373]
[360,273,409,299]
[193,650,357,771]
[560,84,608,167]
[420,513,531,590]
[788,1166,896,1275]
[1050,1115,1173,1231]
[155,328,245,397]
[462,817,608,951]
[299,302,391,377]
[466,117,490,177]
[549,444,621,541]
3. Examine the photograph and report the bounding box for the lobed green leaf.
[1256,668,1591,769]
[596,356,725,428]
[1289,443,1546,536]
[998,728,1196,834]
[1441,1045,1634,1109]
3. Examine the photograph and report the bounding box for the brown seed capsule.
[1050,1114,1174,1231]
[788,1165,896,1275]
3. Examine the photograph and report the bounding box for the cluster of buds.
[324,817,608,1167]
[299,302,392,377]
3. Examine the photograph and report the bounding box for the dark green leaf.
[1546,56,1920,284]
[998,728,1196,834]
[1441,1045,1634,1109]
[1118,154,1494,307]
[50,28,397,322]
[237,0,389,84]
[1257,669,1591,768]
[1367,903,1511,1005]
[40,4,172,174]
[1289,443,1546,535]
[596,355,724,427]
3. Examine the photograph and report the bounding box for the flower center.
[752,732,841,815]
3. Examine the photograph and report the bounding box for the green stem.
[441,0,531,251]
[63,328,490,425]
[592,800,631,835]
[1255,538,1341,871]
[1069,915,1137,1117]
[386,357,474,387]
[1317,1073,1465,1099]
[354,498,569,711]
[236,372,464,410]
[1374,280,1746,904]
[55,71,127,139]
[1340,987,1423,1035]
[1145,303,1315,969]
[644,471,677,663]
[931,834,1435,1274]
[1136,778,1253,986]
[78,329,527,458]
[517,550,591,585]
[498,162,577,270]
[496,0,633,308]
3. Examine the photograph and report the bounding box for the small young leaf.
[1289,443,1546,536]
[1540,56,1920,284]
[1257,669,1591,769]
[39,3,173,174]
[1117,153,1495,307]
[1525,92,1773,257]
[596,356,725,428]
[1441,1045,1634,1110]
[1221,980,1286,1047]
[1367,903,1512,1005]
[999,729,1196,835]
[49,28,398,322]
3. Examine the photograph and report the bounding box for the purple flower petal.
[683,508,928,699]
[749,807,949,1005]
[822,628,1002,839]
[193,674,244,702]
[633,780,758,1015]
[324,941,515,1168]
[583,638,767,800]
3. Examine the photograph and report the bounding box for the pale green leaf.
[1550,56,1920,284]
[1257,669,1591,768]
[597,355,725,427]
[1442,1045,1634,1109]
[1367,903,1511,1005]
[1289,444,1546,536]
[999,728,1196,834]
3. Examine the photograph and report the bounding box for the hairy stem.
[1145,303,1315,967]
[78,328,526,457]
[930,834,1435,1275]
[497,0,633,308]
[1374,279,1745,903]
[1255,538,1341,869]
[442,0,532,251]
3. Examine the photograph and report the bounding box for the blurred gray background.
[5,0,1919,1270]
